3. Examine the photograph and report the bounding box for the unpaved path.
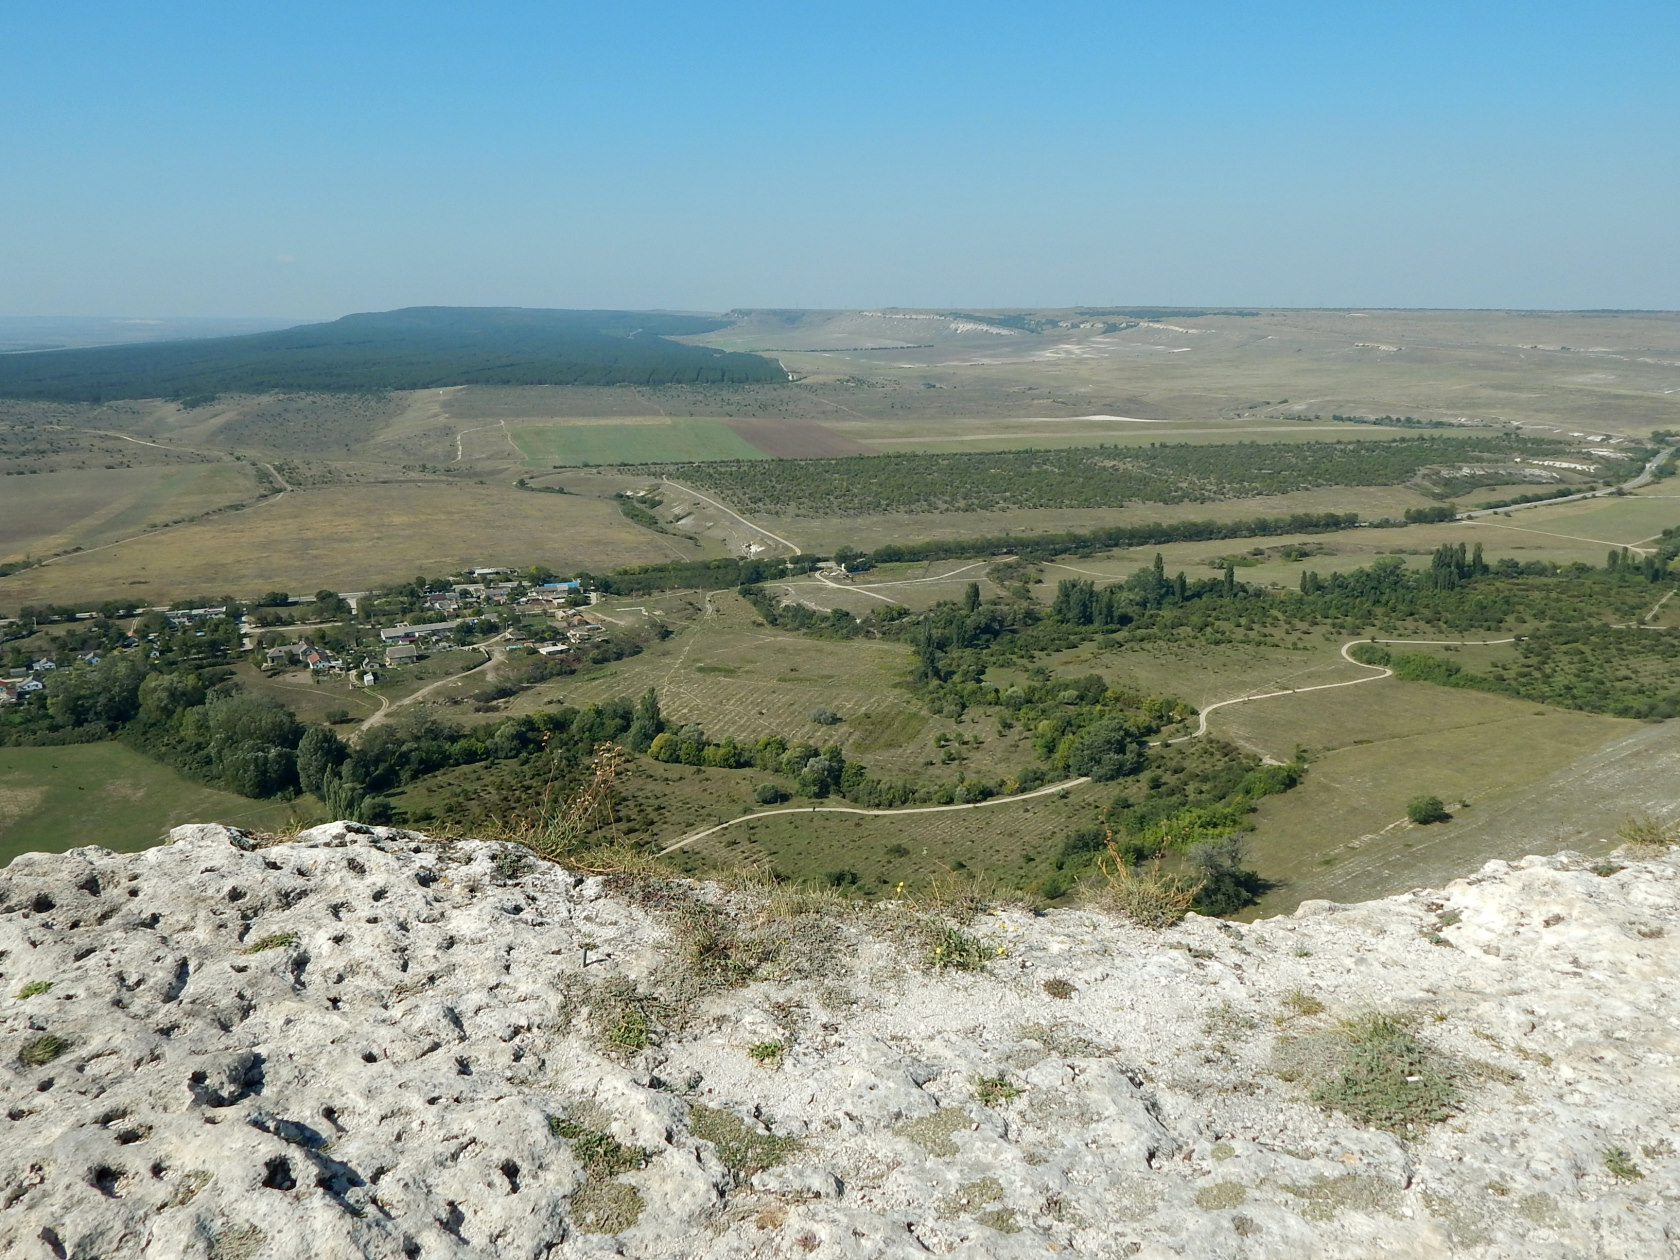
[659,480,801,556]
[1162,637,1517,743]
[1456,444,1676,521]
[455,421,518,463]
[655,775,1092,857]
[653,634,1520,855]
[356,636,507,738]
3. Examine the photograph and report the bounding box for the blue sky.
[3,2,1676,316]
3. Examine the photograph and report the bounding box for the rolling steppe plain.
[3,306,1678,910]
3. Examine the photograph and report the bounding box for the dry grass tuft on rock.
[589,977,668,1056]
[1091,846,1201,930]
[1304,1013,1462,1135]
[975,1073,1022,1106]
[550,1111,653,1235]
[1616,811,1679,854]
[18,1033,70,1067]
[239,932,297,954]
[687,1104,799,1184]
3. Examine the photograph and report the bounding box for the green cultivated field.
[0,744,306,865]
[511,419,767,467]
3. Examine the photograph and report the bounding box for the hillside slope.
[0,308,786,401]
[0,823,1674,1257]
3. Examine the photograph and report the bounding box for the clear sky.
[3,2,1677,317]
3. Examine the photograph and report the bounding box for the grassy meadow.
[0,744,309,865]
[0,462,262,563]
[0,481,695,609]
[511,418,768,466]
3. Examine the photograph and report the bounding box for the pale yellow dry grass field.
[0,482,688,608]
[0,463,261,561]
[724,308,1680,439]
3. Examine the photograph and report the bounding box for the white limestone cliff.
[0,821,1675,1258]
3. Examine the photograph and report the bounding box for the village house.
[385,643,421,666]
[378,621,459,644]
[303,647,342,671]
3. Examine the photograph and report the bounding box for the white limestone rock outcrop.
[0,820,1676,1258]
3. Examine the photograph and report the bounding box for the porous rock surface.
[0,821,1676,1258]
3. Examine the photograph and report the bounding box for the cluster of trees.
[739,584,870,638]
[15,654,310,797]
[627,687,1012,810]
[1052,556,1245,627]
[1325,561,1680,716]
[0,308,784,403]
[1404,505,1458,523]
[1331,413,1465,430]
[642,435,1598,517]
[586,554,822,597]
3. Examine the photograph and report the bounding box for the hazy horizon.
[4,2,1677,318]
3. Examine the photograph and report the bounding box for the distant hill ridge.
[0,306,787,401]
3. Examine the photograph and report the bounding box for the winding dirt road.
[1160,636,1517,743]
[654,774,1093,856]
[356,636,507,738]
[654,635,1520,855]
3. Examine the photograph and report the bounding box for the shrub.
[754,782,787,805]
[748,1040,787,1067]
[1188,836,1265,916]
[1406,795,1451,825]
[1065,717,1145,781]
[1310,1013,1460,1134]
[15,981,52,1000]
[808,706,841,725]
[1093,841,1200,929]
[974,1073,1022,1106]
